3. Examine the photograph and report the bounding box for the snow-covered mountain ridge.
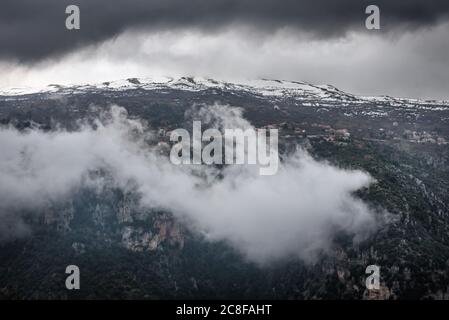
[1,77,448,109]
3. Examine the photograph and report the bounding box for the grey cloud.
[1,0,449,62]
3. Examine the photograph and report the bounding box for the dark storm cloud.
[1,0,449,62]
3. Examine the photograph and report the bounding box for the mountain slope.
[1,78,449,299]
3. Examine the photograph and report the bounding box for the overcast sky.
[1,0,449,99]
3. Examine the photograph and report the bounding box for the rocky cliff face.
[121,214,184,252]
[40,187,185,255]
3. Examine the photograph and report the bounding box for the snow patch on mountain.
[0,77,448,109]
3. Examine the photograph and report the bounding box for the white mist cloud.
[0,105,378,263]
